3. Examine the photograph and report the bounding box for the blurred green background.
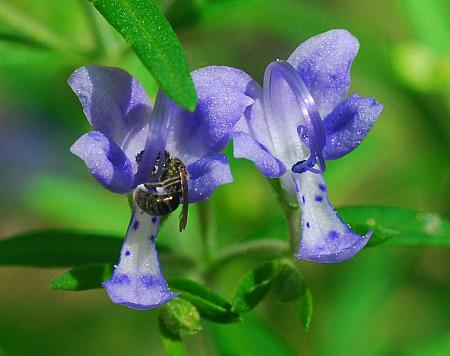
[0,0,449,355]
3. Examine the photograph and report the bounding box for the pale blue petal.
[288,29,360,117]
[187,153,233,202]
[70,131,134,193]
[323,93,384,160]
[103,205,177,309]
[69,66,151,165]
[293,172,371,263]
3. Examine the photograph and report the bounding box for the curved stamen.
[264,61,326,175]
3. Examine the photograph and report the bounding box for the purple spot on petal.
[151,217,157,224]
[125,250,131,256]
[315,245,325,253]
[112,273,130,284]
[319,183,326,192]
[306,222,310,228]
[133,220,139,230]
[149,235,156,242]
[328,230,339,240]
[302,195,306,204]
[140,275,164,288]
[315,195,323,202]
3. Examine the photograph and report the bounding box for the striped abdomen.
[135,189,180,216]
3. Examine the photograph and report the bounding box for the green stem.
[0,2,84,55]
[284,205,300,254]
[197,200,214,264]
[206,239,290,276]
[79,0,106,57]
[268,178,301,254]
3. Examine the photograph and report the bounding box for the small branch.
[206,239,290,276]
[284,205,300,254]
[197,200,214,264]
[0,2,83,55]
[79,0,106,57]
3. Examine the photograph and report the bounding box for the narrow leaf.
[0,230,122,267]
[231,260,281,313]
[50,263,113,291]
[0,229,170,268]
[272,261,305,303]
[169,279,239,324]
[337,206,450,247]
[295,286,313,331]
[90,0,197,110]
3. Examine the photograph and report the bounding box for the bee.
[134,151,189,232]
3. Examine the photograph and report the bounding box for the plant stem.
[284,205,300,254]
[79,0,106,57]
[268,178,301,254]
[206,239,290,276]
[0,2,83,55]
[197,200,214,264]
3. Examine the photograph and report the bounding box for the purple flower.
[231,29,383,263]
[69,65,254,308]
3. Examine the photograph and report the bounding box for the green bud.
[159,298,201,337]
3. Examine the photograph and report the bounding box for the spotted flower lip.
[231,29,383,263]
[69,65,255,308]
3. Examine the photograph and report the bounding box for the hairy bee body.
[134,188,180,216]
[134,151,189,231]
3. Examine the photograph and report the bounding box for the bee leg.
[162,178,182,190]
[178,171,189,232]
[143,182,165,193]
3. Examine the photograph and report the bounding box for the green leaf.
[169,279,239,323]
[0,229,171,268]
[159,298,201,337]
[50,263,113,291]
[90,0,197,110]
[159,312,186,356]
[295,286,313,331]
[337,206,450,247]
[231,260,281,313]
[0,230,122,267]
[272,260,305,303]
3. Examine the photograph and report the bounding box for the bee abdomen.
[135,189,180,216]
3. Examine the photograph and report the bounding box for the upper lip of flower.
[68,65,256,203]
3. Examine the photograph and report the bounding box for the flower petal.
[165,66,255,165]
[232,79,285,178]
[103,206,177,309]
[322,93,383,160]
[68,66,151,163]
[70,131,134,193]
[262,61,326,197]
[232,131,285,178]
[187,153,233,202]
[287,29,360,117]
[293,172,371,263]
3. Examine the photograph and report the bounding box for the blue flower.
[231,29,383,263]
[69,66,254,309]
